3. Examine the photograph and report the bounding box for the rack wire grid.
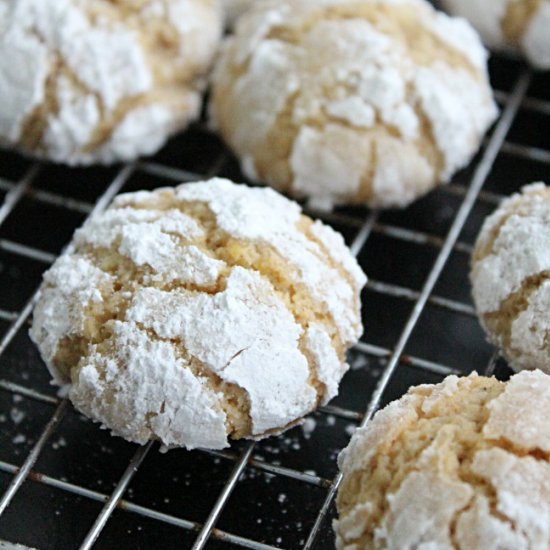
[0,37,549,550]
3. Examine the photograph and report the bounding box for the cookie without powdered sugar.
[30,178,366,450]
[471,183,550,374]
[335,370,550,549]
[210,0,498,210]
[0,0,222,165]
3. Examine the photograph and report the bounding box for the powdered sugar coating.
[335,370,550,549]
[0,0,222,165]
[31,179,365,449]
[484,369,550,452]
[523,2,550,70]
[222,0,258,26]
[472,448,550,547]
[175,178,366,343]
[211,0,497,210]
[304,326,348,405]
[471,183,550,373]
[440,0,510,50]
[379,466,473,548]
[30,256,113,383]
[125,268,317,435]
[456,496,529,550]
[441,0,550,70]
[414,62,495,181]
[71,321,229,449]
[338,392,422,476]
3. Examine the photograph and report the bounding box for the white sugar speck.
[350,354,370,370]
[301,417,316,439]
[10,407,25,425]
[345,423,357,436]
[51,436,67,450]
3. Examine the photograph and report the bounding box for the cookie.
[222,0,257,26]
[0,0,222,165]
[471,183,550,373]
[335,370,550,549]
[441,0,550,70]
[30,178,366,450]
[210,0,497,210]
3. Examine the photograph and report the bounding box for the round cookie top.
[0,0,222,165]
[30,178,366,449]
[336,370,550,549]
[471,183,550,373]
[210,0,497,210]
[441,0,550,70]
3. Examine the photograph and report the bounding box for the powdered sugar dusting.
[414,63,497,181]
[126,268,317,435]
[456,495,529,549]
[471,183,550,314]
[471,448,550,547]
[484,370,550,451]
[338,392,421,476]
[70,321,229,449]
[29,255,113,383]
[309,220,367,289]
[379,468,473,549]
[176,178,365,343]
[326,97,376,128]
[440,0,509,50]
[75,207,205,250]
[522,2,550,70]
[212,0,496,210]
[442,0,550,70]
[419,374,462,414]
[0,14,49,141]
[305,325,347,404]
[290,125,370,209]
[222,0,257,26]
[509,282,550,372]
[336,371,550,549]
[0,0,221,164]
[92,103,191,165]
[426,9,490,71]
[31,179,362,449]
[118,225,224,287]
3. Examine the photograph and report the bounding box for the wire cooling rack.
[0,47,549,549]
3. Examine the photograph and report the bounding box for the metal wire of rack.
[0,48,548,550]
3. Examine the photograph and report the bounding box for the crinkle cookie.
[335,370,550,549]
[441,0,550,70]
[30,178,366,450]
[210,0,498,211]
[0,0,222,165]
[222,0,257,26]
[471,183,550,374]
